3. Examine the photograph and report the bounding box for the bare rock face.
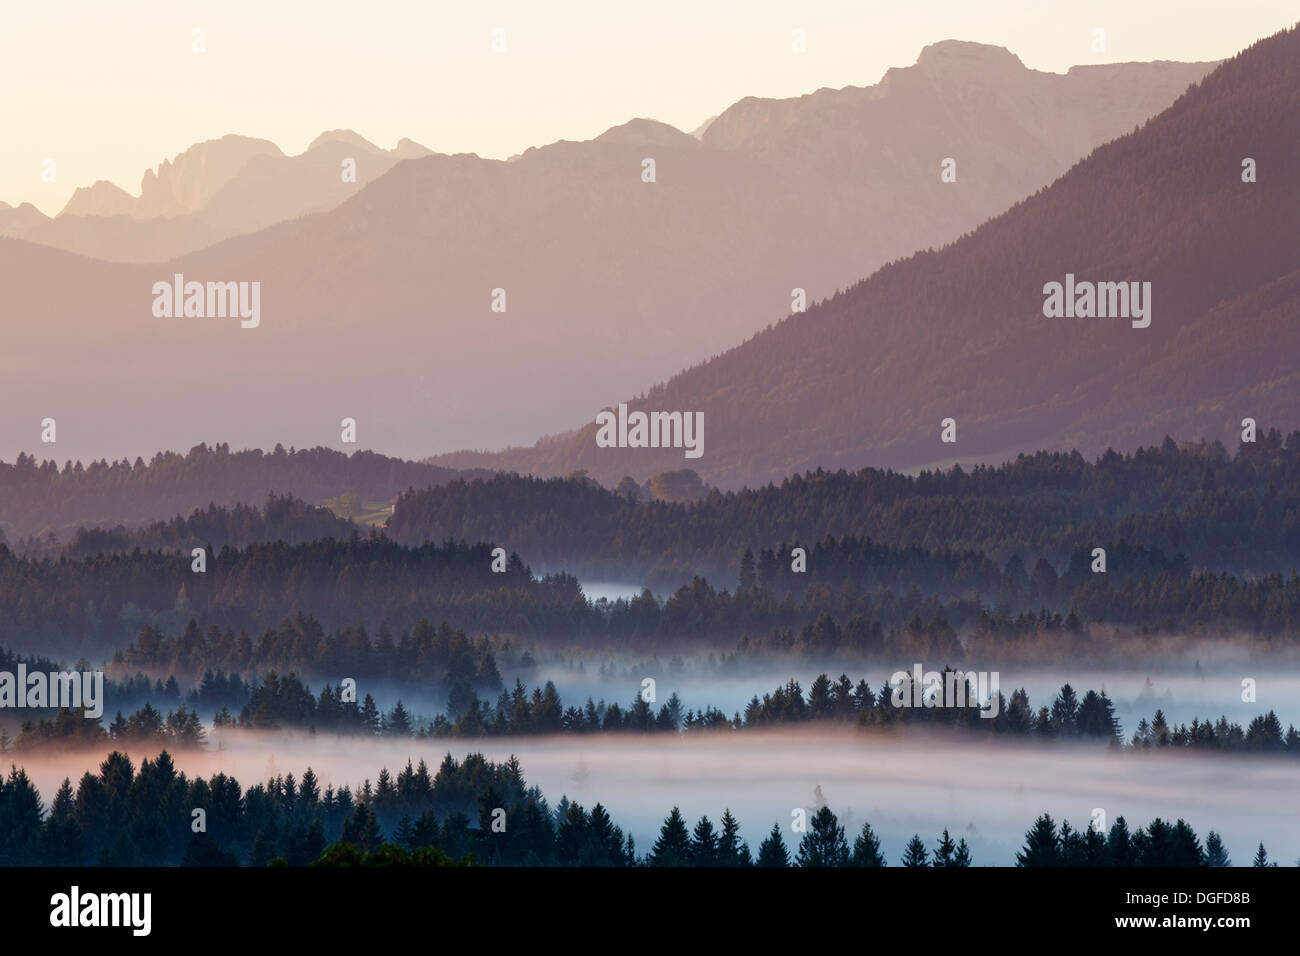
[135,135,284,219]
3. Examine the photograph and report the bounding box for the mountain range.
[0,42,1217,466]
[0,132,434,263]
[435,26,1300,487]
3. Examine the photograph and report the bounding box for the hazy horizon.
[3,0,1295,215]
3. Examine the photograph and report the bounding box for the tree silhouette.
[900,835,930,867]
[796,806,850,867]
[756,824,790,867]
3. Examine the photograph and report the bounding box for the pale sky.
[3,0,1297,215]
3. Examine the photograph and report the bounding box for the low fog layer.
[524,661,1300,731]
[15,727,1298,866]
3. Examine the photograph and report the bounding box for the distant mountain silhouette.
[0,43,1214,463]
[0,132,432,262]
[0,201,50,235]
[61,179,139,218]
[434,25,1300,488]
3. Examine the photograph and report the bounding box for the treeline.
[1015,813,1263,868]
[11,435,1300,593]
[307,806,1288,867]
[0,750,535,866]
[0,536,576,656]
[0,645,211,736]
[14,665,1299,764]
[0,751,1282,867]
[5,670,489,752]
[0,533,986,658]
[4,702,205,752]
[641,805,1251,868]
[276,670,1300,757]
[734,536,1189,606]
[10,470,1300,662]
[388,435,1300,585]
[0,647,236,730]
[56,494,356,559]
[0,443,485,541]
[112,617,506,702]
[89,591,1187,679]
[13,529,1300,666]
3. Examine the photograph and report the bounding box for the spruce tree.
[360,694,381,734]
[583,803,623,866]
[1170,819,1203,867]
[1252,842,1277,867]
[756,823,790,867]
[738,547,757,591]
[1107,816,1135,866]
[1203,831,1231,867]
[717,809,749,866]
[1058,820,1086,865]
[340,804,382,852]
[796,806,850,866]
[689,815,719,866]
[393,815,416,849]
[1082,823,1108,865]
[1050,684,1080,735]
[952,838,972,867]
[850,821,886,867]
[1137,818,1174,866]
[648,807,692,866]
[1016,814,1061,866]
[554,801,588,864]
[933,829,956,867]
[900,834,930,867]
[384,700,412,737]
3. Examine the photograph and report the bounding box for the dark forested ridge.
[53,494,357,559]
[394,433,1300,584]
[20,432,1300,588]
[0,535,581,657]
[10,531,1300,667]
[432,24,1300,487]
[0,443,484,540]
[10,433,1300,660]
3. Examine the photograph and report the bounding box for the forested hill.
[392,432,1300,584]
[9,434,1300,660]
[0,535,575,656]
[54,494,356,559]
[434,24,1300,488]
[0,444,485,540]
